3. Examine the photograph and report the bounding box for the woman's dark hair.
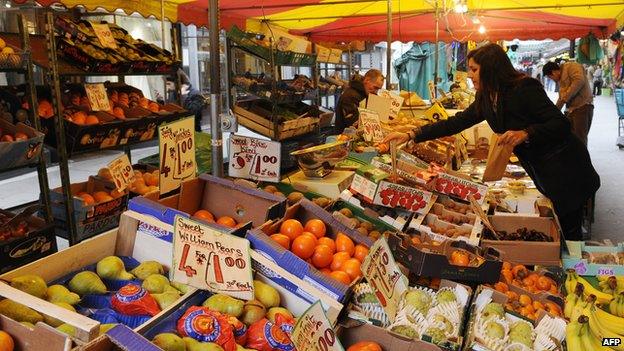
[467,43,525,115]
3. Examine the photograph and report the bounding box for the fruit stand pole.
[209,0,225,177]
[433,0,440,97]
[386,0,392,89]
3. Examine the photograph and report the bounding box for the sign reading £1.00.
[172,216,254,300]
[90,22,118,49]
[358,108,385,143]
[228,134,281,183]
[159,117,196,194]
[107,154,134,192]
[361,238,409,323]
[84,83,111,112]
[291,301,343,351]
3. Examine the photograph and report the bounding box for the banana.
[565,291,580,319]
[573,271,614,305]
[594,302,624,330]
[587,306,624,351]
[566,316,586,351]
[566,269,580,294]
[610,296,620,316]
[579,316,610,351]
[600,276,619,295]
[571,294,594,323]
[617,294,624,317]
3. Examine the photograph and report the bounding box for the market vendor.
[334,69,385,134]
[383,43,600,241]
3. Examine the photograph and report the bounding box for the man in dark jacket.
[334,69,385,134]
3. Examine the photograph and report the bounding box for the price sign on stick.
[159,117,196,194]
[228,135,281,183]
[90,22,118,49]
[291,301,344,351]
[358,108,384,143]
[84,83,111,112]
[366,93,391,123]
[172,216,254,300]
[379,90,405,121]
[107,154,134,192]
[361,237,409,323]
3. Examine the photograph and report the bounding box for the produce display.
[0,37,22,69]
[0,130,28,142]
[0,213,29,242]
[483,227,553,242]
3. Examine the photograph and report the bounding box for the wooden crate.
[234,103,318,140]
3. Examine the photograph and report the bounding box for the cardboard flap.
[127,196,188,225]
[105,325,162,351]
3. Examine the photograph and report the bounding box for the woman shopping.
[383,43,600,241]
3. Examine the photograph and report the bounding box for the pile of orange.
[111,107,126,120]
[491,281,562,320]
[129,169,160,195]
[270,218,369,285]
[66,111,99,125]
[37,99,54,119]
[193,209,240,228]
[0,132,28,142]
[499,262,559,295]
[74,189,124,206]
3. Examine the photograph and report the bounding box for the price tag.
[84,83,111,112]
[90,22,118,49]
[424,101,449,123]
[328,48,342,63]
[361,238,408,323]
[172,216,254,300]
[379,90,405,121]
[373,180,433,214]
[228,135,281,182]
[358,108,384,143]
[366,93,391,123]
[291,301,343,351]
[434,173,488,204]
[159,117,196,194]
[107,154,134,191]
[316,45,331,62]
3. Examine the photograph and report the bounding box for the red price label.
[373,181,433,214]
[358,109,384,142]
[228,135,281,182]
[90,22,118,49]
[292,301,343,351]
[159,117,196,194]
[435,174,487,203]
[107,154,134,192]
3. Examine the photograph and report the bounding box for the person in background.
[334,69,385,134]
[160,70,205,132]
[384,43,600,242]
[592,64,604,96]
[542,61,593,146]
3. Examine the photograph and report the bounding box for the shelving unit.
[316,59,351,111]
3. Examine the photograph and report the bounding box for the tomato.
[304,219,326,238]
[291,235,316,260]
[347,341,382,351]
[311,244,333,269]
[280,219,304,241]
[335,233,355,256]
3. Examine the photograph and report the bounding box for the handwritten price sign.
[361,238,408,323]
[159,117,196,194]
[379,90,404,121]
[373,180,433,214]
[434,173,487,204]
[228,135,281,182]
[107,154,134,191]
[90,22,118,49]
[84,83,111,112]
[291,301,343,351]
[172,216,254,300]
[358,108,384,143]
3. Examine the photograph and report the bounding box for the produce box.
[329,200,398,241]
[387,232,503,283]
[247,199,374,302]
[0,313,72,351]
[340,189,414,231]
[407,201,483,246]
[562,240,624,276]
[56,38,127,75]
[339,321,444,351]
[0,119,45,171]
[234,99,319,141]
[481,215,561,266]
[81,325,162,351]
[50,176,129,242]
[258,181,334,208]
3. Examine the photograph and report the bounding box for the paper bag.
[482,134,514,182]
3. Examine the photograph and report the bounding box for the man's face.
[547,70,562,82]
[364,76,384,94]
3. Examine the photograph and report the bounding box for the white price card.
[291,301,343,351]
[366,93,391,123]
[107,154,134,192]
[159,117,196,194]
[358,108,385,143]
[90,22,118,49]
[228,134,281,183]
[172,216,254,300]
[379,90,405,121]
[361,238,409,323]
[84,83,111,112]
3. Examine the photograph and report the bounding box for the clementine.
[0,330,14,351]
[304,219,326,238]
[270,234,290,250]
[330,251,351,271]
[311,244,333,269]
[194,209,215,222]
[279,219,304,241]
[341,258,362,280]
[85,115,99,125]
[291,235,315,260]
[317,237,336,254]
[78,193,95,205]
[216,216,237,228]
[353,244,369,263]
[335,233,355,256]
[329,270,351,285]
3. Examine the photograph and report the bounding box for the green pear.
[171,281,190,294]
[240,299,266,325]
[183,337,224,351]
[99,323,118,334]
[20,322,35,329]
[10,275,48,299]
[96,256,135,280]
[152,333,186,351]
[44,302,76,327]
[153,291,181,310]
[131,261,164,280]
[0,299,43,324]
[47,285,80,305]
[253,280,280,308]
[266,307,293,323]
[202,294,244,317]
[68,271,107,295]
[142,274,179,294]
[56,323,75,337]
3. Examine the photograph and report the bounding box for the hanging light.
[453,0,468,14]
[4,2,11,8]
[478,25,486,34]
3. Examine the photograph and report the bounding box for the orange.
[335,233,355,256]
[330,251,351,271]
[14,132,28,141]
[72,111,87,125]
[329,270,351,285]
[78,193,95,205]
[450,250,470,267]
[341,258,362,280]
[270,234,290,250]
[85,115,99,125]
[300,232,318,246]
[145,173,159,186]
[304,219,326,238]
[112,107,126,119]
[194,209,215,222]
[353,244,369,263]
[311,244,333,269]
[0,135,14,142]
[139,97,149,108]
[346,341,382,351]
[148,102,160,112]
[291,235,316,260]
[93,191,113,203]
[317,237,336,254]
[110,189,125,199]
[519,294,532,307]
[536,276,553,291]
[217,216,237,228]
[279,219,304,241]
[0,330,15,351]
[320,268,332,275]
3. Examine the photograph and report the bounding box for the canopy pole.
[161,0,166,48]
[209,0,224,177]
[433,0,439,99]
[386,0,392,89]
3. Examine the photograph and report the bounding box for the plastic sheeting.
[394,42,449,100]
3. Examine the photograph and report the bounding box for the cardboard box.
[50,176,129,242]
[247,199,374,302]
[339,321,444,351]
[388,232,503,283]
[340,189,413,231]
[0,119,45,170]
[481,215,561,266]
[80,325,162,351]
[329,200,398,237]
[0,314,72,351]
[562,240,624,276]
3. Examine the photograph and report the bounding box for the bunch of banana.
[565,269,613,305]
[608,293,624,317]
[599,276,624,295]
[566,315,607,351]
[565,283,589,319]
[585,304,624,351]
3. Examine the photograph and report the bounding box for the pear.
[44,302,76,327]
[153,291,181,310]
[131,261,165,280]
[96,256,135,280]
[253,280,280,308]
[56,323,75,337]
[183,337,224,351]
[10,275,48,299]
[171,281,190,294]
[0,299,43,324]
[266,307,293,323]
[152,333,186,351]
[202,294,244,317]
[99,323,118,334]
[240,299,266,325]
[47,285,80,305]
[142,274,179,294]
[68,271,107,295]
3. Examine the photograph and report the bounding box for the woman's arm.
[415,102,485,142]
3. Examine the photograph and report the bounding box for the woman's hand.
[497,130,529,147]
[382,131,411,145]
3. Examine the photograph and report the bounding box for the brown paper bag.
[482,134,514,182]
